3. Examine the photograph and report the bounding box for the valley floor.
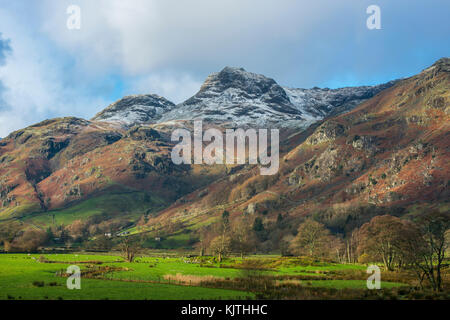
[0,253,446,300]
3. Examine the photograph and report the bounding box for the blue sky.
[0,0,449,136]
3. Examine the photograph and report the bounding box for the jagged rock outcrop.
[92,94,175,126]
[157,67,396,128]
[126,126,161,141]
[306,121,346,145]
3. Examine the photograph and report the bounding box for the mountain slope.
[0,117,225,222]
[142,58,449,240]
[0,60,447,246]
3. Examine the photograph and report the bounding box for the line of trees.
[289,211,449,291]
[197,211,261,262]
[0,216,131,252]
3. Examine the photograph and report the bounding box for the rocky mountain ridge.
[92,94,175,125]
[93,66,397,129]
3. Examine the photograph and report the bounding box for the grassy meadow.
[0,253,419,300]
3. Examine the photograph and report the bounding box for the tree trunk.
[346,240,350,263]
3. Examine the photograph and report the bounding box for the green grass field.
[19,191,167,227]
[0,253,409,300]
[0,254,250,300]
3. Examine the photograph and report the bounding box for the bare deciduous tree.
[7,228,48,252]
[208,211,233,262]
[0,221,22,251]
[289,219,331,257]
[397,211,449,291]
[231,215,257,258]
[356,215,405,271]
[119,236,141,262]
[209,235,232,263]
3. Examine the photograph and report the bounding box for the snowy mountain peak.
[92,67,397,129]
[283,80,398,119]
[160,67,301,127]
[197,66,278,96]
[92,94,175,125]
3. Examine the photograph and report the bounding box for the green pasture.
[0,253,408,300]
[0,254,250,300]
[19,192,166,227]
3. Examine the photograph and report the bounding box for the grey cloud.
[39,0,450,90]
[0,33,11,65]
[0,33,12,111]
[0,0,449,136]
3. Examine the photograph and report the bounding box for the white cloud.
[39,0,343,76]
[0,0,448,136]
[128,73,202,104]
[0,7,111,136]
